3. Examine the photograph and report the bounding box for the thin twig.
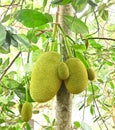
[0,0,16,21]
[82,90,87,121]
[20,0,25,9]
[36,29,52,37]
[94,112,102,130]
[91,8,100,36]
[83,37,115,42]
[0,3,19,7]
[91,82,109,130]
[0,51,21,81]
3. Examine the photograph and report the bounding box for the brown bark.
[55,4,74,130]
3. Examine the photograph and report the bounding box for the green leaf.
[90,41,103,49]
[6,107,15,114]
[0,23,6,46]
[71,44,86,51]
[0,45,10,54]
[27,29,38,43]
[97,78,104,83]
[64,15,89,34]
[88,0,97,7]
[11,38,18,47]
[101,10,108,21]
[0,126,8,130]
[74,121,81,128]
[88,85,99,92]
[27,88,34,102]
[43,114,51,123]
[72,0,88,12]
[81,121,92,130]
[5,31,11,45]
[10,34,19,47]
[2,58,10,70]
[44,13,53,22]
[25,122,31,130]
[79,103,85,110]
[4,78,20,89]
[0,119,5,124]
[24,63,33,73]
[109,81,114,89]
[1,14,11,23]
[13,34,31,48]
[52,0,72,5]
[43,0,48,9]
[0,58,2,65]
[75,51,90,68]
[14,86,26,100]
[14,9,50,28]
[105,61,113,66]
[51,119,55,126]
[90,105,95,115]
[87,95,93,105]
[0,96,8,104]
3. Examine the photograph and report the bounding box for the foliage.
[0,0,115,130]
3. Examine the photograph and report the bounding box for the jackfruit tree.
[0,0,115,130]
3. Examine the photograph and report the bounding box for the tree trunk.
[55,4,74,130]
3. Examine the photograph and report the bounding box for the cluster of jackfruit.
[20,102,32,122]
[30,51,96,103]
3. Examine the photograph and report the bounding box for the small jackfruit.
[87,68,95,81]
[21,102,32,122]
[30,51,62,103]
[64,58,88,94]
[57,62,69,80]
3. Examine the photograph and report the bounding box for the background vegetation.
[0,0,115,130]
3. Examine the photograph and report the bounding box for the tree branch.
[0,51,21,81]
[83,37,115,42]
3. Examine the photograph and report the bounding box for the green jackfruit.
[87,68,95,81]
[30,51,62,102]
[57,62,69,80]
[21,102,32,122]
[64,58,88,94]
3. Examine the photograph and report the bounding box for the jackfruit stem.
[58,25,73,58]
[50,6,59,51]
[64,37,73,57]
[26,86,29,101]
[52,6,59,39]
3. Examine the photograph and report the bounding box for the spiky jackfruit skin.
[64,58,88,94]
[21,102,32,122]
[87,68,95,81]
[57,62,69,80]
[30,51,62,103]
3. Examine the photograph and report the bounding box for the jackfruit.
[64,58,88,94]
[57,62,69,80]
[30,51,62,103]
[87,68,95,81]
[21,102,32,122]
